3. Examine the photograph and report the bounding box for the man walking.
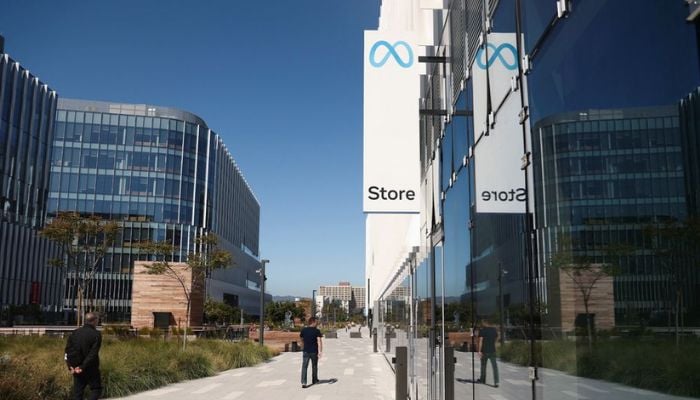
[65,312,103,399]
[477,319,499,387]
[300,317,323,388]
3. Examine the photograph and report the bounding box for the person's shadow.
[313,378,338,385]
[456,378,498,388]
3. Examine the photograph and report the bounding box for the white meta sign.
[472,32,531,214]
[363,30,420,213]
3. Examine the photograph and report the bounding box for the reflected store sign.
[472,33,532,214]
[363,30,420,213]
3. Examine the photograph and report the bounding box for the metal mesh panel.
[489,0,500,15]
[466,0,484,65]
[432,73,443,133]
[425,78,437,164]
[449,0,467,102]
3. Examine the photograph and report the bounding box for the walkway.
[113,327,394,400]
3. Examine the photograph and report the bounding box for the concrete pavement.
[112,327,394,400]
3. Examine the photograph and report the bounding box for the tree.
[139,232,232,350]
[644,217,700,348]
[204,298,241,325]
[445,301,472,331]
[41,212,120,326]
[549,236,622,350]
[322,300,348,324]
[349,309,366,325]
[265,301,305,326]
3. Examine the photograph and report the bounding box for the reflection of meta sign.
[475,43,518,70]
[472,33,531,214]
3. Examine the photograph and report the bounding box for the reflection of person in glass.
[477,319,499,387]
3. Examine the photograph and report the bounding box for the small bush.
[103,324,132,338]
[138,327,151,336]
[170,327,193,336]
[499,338,700,397]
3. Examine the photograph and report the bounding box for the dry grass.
[0,335,278,400]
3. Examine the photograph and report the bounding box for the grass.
[0,336,278,400]
[499,338,700,397]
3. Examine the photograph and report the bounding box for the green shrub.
[499,338,700,397]
[170,327,193,336]
[149,328,163,338]
[103,324,132,338]
[138,327,152,336]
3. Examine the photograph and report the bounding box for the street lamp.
[312,289,317,318]
[498,264,509,345]
[257,259,269,346]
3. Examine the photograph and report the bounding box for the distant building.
[318,282,366,313]
[0,35,62,316]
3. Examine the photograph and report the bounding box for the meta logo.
[369,40,414,68]
[368,186,416,201]
[475,42,518,71]
[481,188,526,202]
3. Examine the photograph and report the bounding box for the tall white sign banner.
[472,33,531,214]
[363,31,420,213]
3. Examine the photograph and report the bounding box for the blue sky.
[0,0,379,297]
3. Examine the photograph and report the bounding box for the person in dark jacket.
[299,317,323,388]
[65,312,102,400]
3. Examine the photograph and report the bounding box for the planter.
[250,330,303,352]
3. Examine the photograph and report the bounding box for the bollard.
[445,347,456,400]
[373,328,378,352]
[392,346,408,400]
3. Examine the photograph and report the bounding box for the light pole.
[498,264,509,345]
[257,259,269,346]
[312,289,317,319]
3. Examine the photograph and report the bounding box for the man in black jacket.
[65,312,102,400]
[299,317,323,388]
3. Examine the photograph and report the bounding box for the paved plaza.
[112,327,394,400]
[111,327,696,400]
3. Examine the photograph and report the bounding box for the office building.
[532,106,696,324]
[365,1,700,399]
[0,36,62,318]
[50,98,269,320]
[318,282,366,313]
[681,87,700,217]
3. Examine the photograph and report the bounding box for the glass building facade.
[50,98,266,320]
[370,1,700,400]
[532,106,694,325]
[0,38,63,317]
